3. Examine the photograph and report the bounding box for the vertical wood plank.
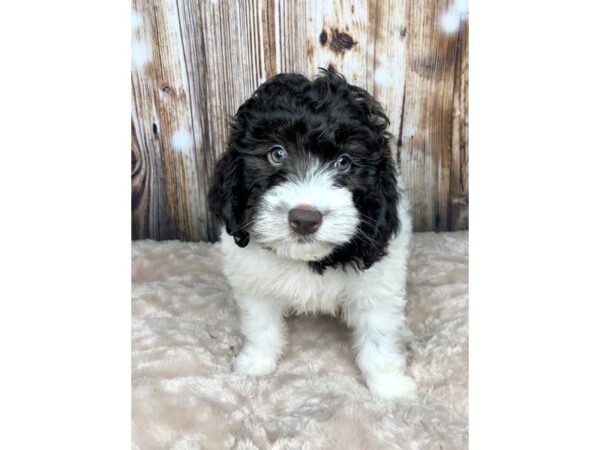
[275,0,308,74]
[450,22,469,230]
[132,0,202,241]
[132,1,169,240]
[366,0,407,166]
[156,0,204,241]
[175,0,216,241]
[399,0,464,231]
[260,0,278,79]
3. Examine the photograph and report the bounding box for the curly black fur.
[208,68,400,273]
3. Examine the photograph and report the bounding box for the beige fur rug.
[132,232,468,449]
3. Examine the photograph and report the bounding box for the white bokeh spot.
[132,11,143,31]
[171,129,194,153]
[132,41,151,69]
[440,0,469,33]
[373,68,389,85]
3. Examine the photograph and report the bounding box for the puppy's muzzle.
[288,205,323,235]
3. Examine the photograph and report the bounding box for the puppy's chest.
[271,268,347,314]
[225,245,350,314]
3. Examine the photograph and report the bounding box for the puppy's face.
[209,70,400,272]
[251,151,360,263]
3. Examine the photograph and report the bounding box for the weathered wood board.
[132,0,469,241]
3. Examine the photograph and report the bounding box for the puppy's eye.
[334,154,352,172]
[268,145,288,166]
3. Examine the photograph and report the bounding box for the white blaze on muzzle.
[252,159,360,261]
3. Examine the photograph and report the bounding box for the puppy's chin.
[262,238,335,262]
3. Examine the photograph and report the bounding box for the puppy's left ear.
[351,85,401,269]
[354,152,401,270]
[208,150,250,247]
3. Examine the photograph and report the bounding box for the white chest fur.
[221,234,352,314]
[220,218,411,316]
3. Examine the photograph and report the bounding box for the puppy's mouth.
[254,232,337,262]
[257,233,331,248]
[294,234,317,244]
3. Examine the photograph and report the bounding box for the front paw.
[233,345,278,376]
[366,371,418,401]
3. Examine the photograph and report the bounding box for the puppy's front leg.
[233,295,286,376]
[345,302,417,400]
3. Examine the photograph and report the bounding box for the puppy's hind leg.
[233,295,286,376]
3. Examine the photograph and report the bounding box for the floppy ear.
[354,153,400,270]
[351,85,401,269]
[208,150,250,247]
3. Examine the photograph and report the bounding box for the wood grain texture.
[132,0,469,241]
[399,0,468,231]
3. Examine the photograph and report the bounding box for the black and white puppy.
[209,69,416,400]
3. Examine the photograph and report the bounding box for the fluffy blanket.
[132,232,468,449]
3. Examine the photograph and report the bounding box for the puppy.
[208,69,416,400]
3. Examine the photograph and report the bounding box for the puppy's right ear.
[208,151,250,247]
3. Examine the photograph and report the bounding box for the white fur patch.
[251,158,360,262]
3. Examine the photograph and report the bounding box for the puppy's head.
[209,69,400,273]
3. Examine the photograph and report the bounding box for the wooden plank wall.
[132,0,469,241]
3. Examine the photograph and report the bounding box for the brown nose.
[288,205,323,235]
